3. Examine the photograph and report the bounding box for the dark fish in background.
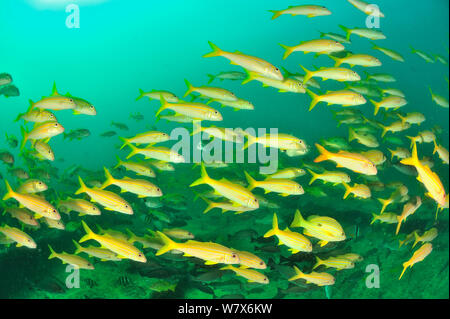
[0,151,14,166]
[0,73,12,86]
[0,84,20,97]
[5,133,18,148]
[100,130,117,137]
[130,112,144,121]
[63,129,91,141]
[393,161,418,176]
[111,121,129,131]
[192,270,224,283]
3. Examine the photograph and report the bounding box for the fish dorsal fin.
[52,82,60,96]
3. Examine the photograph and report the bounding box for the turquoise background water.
[0,0,449,299]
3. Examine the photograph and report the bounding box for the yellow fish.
[156,96,223,121]
[401,143,447,206]
[261,167,305,179]
[190,163,259,209]
[17,179,48,194]
[101,168,162,198]
[184,79,237,101]
[396,196,422,235]
[75,176,133,215]
[290,210,346,246]
[245,171,304,197]
[48,245,94,269]
[233,250,266,269]
[314,144,377,176]
[0,225,36,248]
[155,231,240,265]
[307,169,350,185]
[300,65,360,84]
[119,131,170,149]
[79,221,146,263]
[242,70,305,93]
[20,121,64,150]
[244,132,306,150]
[412,228,438,248]
[263,213,312,254]
[72,240,121,262]
[306,89,366,111]
[399,243,432,280]
[203,41,283,81]
[136,89,178,103]
[220,265,269,284]
[58,198,101,216]
[122,140,185,163]
[3,180,60,220]
[114,156,156,177]
[280,39,344,59]
[330,53,381,68]
[313,256,355,270]
[347,0,385,17]
[342,183,372,199]
[269,5,331,20]
[370,96,407,115]
[289,266,335,286]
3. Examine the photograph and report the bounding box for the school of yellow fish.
[1,1,449,292]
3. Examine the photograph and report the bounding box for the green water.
[0,0,448,299]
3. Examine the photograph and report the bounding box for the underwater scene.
[0,0,449,300]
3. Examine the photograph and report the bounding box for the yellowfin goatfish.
[72,240,121,261]
[190,163,259,209]
[370,96,407,115]
[401,143,447,206]
[220,265,269,284]
[349,127,379,148]
[155,231,240,265]
[0,225,36,248]
[48,245,94,269]
[136,89,178,103]
[399,243,432,280]
[261,167,305,179]
[339,25,386,41]
[20,121,64,150]
[58,198,101,216]
[314,144,377,175]
[290,210,346,246]
[396,196,422,235]
[300,65,360,84]
[121,139,185,163]
[156,96,223,122]
[119,131,170,149]
[347,0,385,17]
[371,43,404,62]
[313,256,355,270]
[342,183,372,199]
[289,266,335,286]
[233,250,266,269]
[306,89,366,111]
[33,140,54,161]
[307,169,351,185]
[412,228,438,248]
[203,41,283,81]
[242,70,305,93]
[184,79,237,102]
[29,90,76,111]
[3,180,60,220]
[2,207,39,227]
[245,172,304,197]
[330,53,381,68]
[433,140,449,165]
[429,87,449,108]
[243,132,306,151]
[264,213,313,254]
[101,168,163,198]
[280,39,344,59]
[15,107,57,124]
[17,179,48,194]
[75,176,134,215]
[269,5,331,20]
[114,157,156,177]
[80,221,146,263]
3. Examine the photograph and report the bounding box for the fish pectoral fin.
[289,249,299,254]
[183,253,193,257]
[137,195,146,198]
[16,243,23,247]
[204,261,217,265]
[279,193,290,197]
[116,255,127,259]
[264,190,271,194]
[104,207,114,211]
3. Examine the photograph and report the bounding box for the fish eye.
[138,254,142,257]
[232,254,237,258]
[260,261,264,265]
[125,205,129,208]
[52,209,57,213]
[275,68,279,71]
[156,188,161,192]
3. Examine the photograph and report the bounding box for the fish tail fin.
[190,162,210,187]
[119,137,130,150]
[348,127,357,142]
[20,126,28,151]
[312,256,322,270]
[400,142,419,166]
[122,139,139,160]
[387,148,395,160]
[155,95,168,117]
[72,240,82,254]
[411,232,420,249]
[155,231,178,255]
[290,209,305,228]
[101,167,115,189]
[114,156,123,169]
[338,24,351,40]
[313,144,331,163]
[395,217,403,235]
[242,133,257,150]
[370,213,379,225]
[432,139,438,155]
[75,176,88,195]
[396,113,406,124]
[191,121,202,136]
[289,266,304,281]
[268,10,282,20]
[48,245,57,259]
[206,74,215,84]
[307,169,318,185]
[263,213,279,238]
[241,69,256,85]
[370,99,380,116]
[2,180,15,201]
[399,262,409,280]
[343,183,352,199]
[203,41,223,58]
[244,171,258,191]
[409,45,417,54]
[299,65,314,84]
[305,89,320,111]
[184,79,194,98]
[202,198,217,214]
[79,220,95,243]
[279,44,294,60]
[378,198,392,214]
[136,89,145,101]
[328,55,342,67]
